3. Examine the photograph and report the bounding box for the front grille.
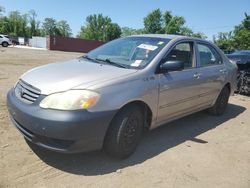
[14,80,41,104]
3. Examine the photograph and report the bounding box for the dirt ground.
[0,47,250,188]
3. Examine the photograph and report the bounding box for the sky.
[0,0,249,39]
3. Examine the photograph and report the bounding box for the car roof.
[233,50,250,54]
[239,50,250,53]
[130,34,197,40]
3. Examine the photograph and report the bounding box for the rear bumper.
[7,88,117,153]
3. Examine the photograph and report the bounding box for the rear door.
[196,42,226,104]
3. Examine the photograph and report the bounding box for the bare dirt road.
[0,47,250,188]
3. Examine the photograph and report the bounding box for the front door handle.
[193,72,201,79]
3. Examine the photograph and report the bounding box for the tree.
[143,9,163,34]
[106,22,121,41]
[179,26,206,39]
[0,8,71,37]
[164,11,185,34]
[20,13,28,37]
[0,8,41,37]
[7,11,29,37]
[42,17,57,36]
[0,6,9,35]
[42,18,72,37]
[0,16,10,34]
[214,13,250,51]
[28,10,40,36]
[242,13,250,30]
[57,20,72,37]
[213,32,234,53]
[233,13,250,50]
[78,14,121,42]
[121,27,144,37]
[143,9,205,38]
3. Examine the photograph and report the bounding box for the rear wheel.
[2,42,8,47]
[104,105,144,159]
[208,86,230,116]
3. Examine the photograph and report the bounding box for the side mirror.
[159,60,185,72]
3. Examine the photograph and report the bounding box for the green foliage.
[57,20,72,37]
[180,27,206,39]
[0,9,41,37]
[233,13,250,50]
[213,32,234,53]
[143,9,163,34]
[41,18,72,37]
[78,14,121,42]
[0,6,71,38]
[2,11,28,37]
[29,10,40,36]
[121,27,144,37]
[106,23,121,41]
[164,11,185,34]
[143,9,205,38]
[233,27,250,50]
[214,13,250,52]
[42,18,57,36]
[0,16,8,34]
[242,13,250,30]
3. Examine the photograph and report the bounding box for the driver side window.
[165,42,194,69]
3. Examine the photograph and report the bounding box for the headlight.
[39,90,100,110]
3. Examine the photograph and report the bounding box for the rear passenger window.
[165,42,193,69]
[197,43,222,67]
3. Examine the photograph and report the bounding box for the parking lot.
[0,47,250,188]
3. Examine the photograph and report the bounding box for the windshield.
[86,37,170,69]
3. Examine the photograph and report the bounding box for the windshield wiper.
[95,58,127,68]
[81,55,101,64]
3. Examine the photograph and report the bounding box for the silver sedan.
[7,34,237,159]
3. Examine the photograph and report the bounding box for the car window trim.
[155,39,197,74]
[196,42,224,68]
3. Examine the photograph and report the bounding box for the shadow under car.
[27,103,245,176]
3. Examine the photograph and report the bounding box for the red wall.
[47,36,104,53]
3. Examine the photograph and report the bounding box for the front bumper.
[7,88,117,153]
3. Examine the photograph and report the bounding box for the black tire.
[104,105,144,159]
[208,86,230,116]
[2,42,8,47]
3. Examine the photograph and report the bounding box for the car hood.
[226,54,249,64]
[21,59,138,95]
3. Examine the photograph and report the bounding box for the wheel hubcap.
[219,89,228,111]
[123,115,138,149]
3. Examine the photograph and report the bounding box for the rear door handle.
[219,69,227,74]
[193,73,201,79]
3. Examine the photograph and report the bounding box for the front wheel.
[2,42,8,47]
[104,105,144,159]
[208,86,230,116]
